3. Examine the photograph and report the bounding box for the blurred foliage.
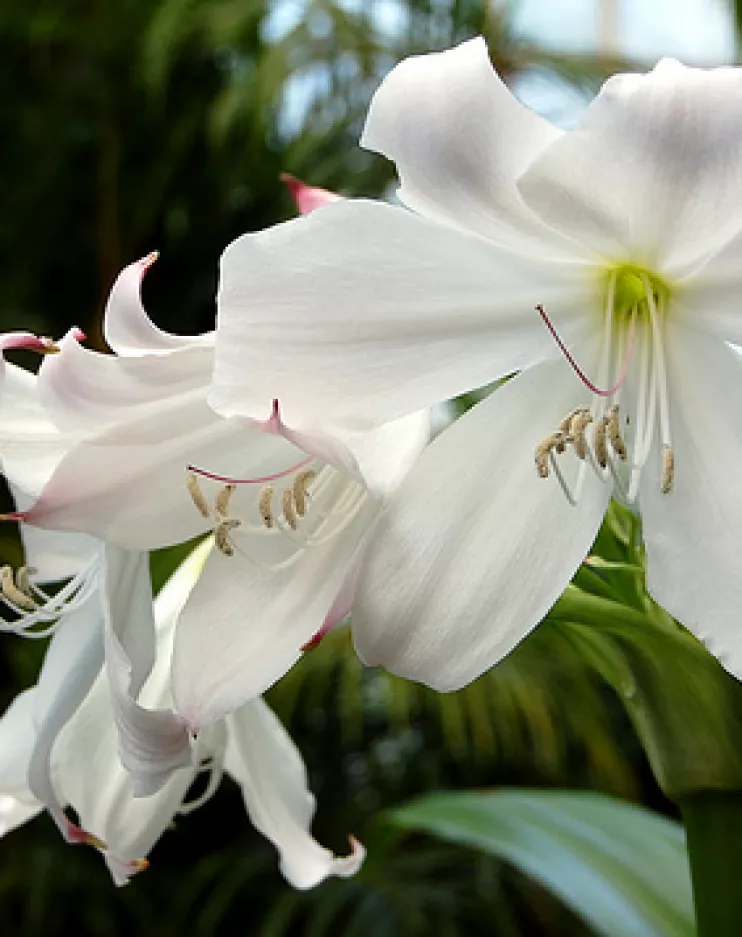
[0,1,670,935]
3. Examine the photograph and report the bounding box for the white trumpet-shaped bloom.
[0,540,364,887]
[210,39,742,690]
[13,257,428,728]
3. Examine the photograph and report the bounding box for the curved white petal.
[672,224,742,345]
[213,200,592,435]
[518,59,742,273]
[0,688,42,830]
[362,37,568,252]
[55,663,197,886]
[172,492,379,729]
[353,351,611,690]
[102,544,210,797]
[0,363,72,496]
[104,255,213,356]
[640,324,742,677]
[25,400,298,549]
[37,330,214,435]
[224,699,364,889]
[28,591,104,840]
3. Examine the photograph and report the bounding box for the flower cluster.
[3,35,742,883]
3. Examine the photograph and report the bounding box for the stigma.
[534,266,675,504]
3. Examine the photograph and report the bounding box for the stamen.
[215,518,241,556]
[536,304,636,397]
[258,486,274,529]
[661,445,675,494]
[1,566,38,612]
[282,489,298,531]
[215,484,235,519]
[186,472,210,518]
[592,416,609,469]
[569,409,593,460]
[607,405,627,461]
[186,455,313,487]
[535,433,566,478]
[293,470,316,516]
[15,567,35,597]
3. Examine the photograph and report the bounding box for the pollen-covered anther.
[258,486,274,529]
[607,405,627,461]
[215,483,236,519]
[186,471,210,518]
[593,416,609,469]
[292,470,316,517]
[661,445,675,494]
[534,432,566,478]
[282,489,298,531]
[1,565,38,612]
[568,408,593,460]
[215,518,241,556]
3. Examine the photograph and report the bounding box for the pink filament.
[536,304,636,397]
[187,455,313,486]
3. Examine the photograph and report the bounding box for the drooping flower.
[209,38,742,690]
[0,538,364,887]
[10,254,428,729]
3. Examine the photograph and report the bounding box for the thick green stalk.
[680,793,742,936]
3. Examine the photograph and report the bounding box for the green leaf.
[390,789,695,937]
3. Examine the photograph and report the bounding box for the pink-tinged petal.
[640,324,742,679]
[353,347,611,691]
[281,173,341,215]
[24,397,297,550]
[519,59,742,273]
[225,699,365,889]
[37,328,214,435]
[213,199,592,437]
[361,37,573,254]
[103,254,213,355]
[0,363,73,498]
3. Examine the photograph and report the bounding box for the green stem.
[680,792,742,936]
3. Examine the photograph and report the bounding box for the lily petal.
[102,547,192,797]
[641,323,742,677]
[104,254,213,355]
[172,496,379,729]
[518,58,742,272]
[353,350,610,690]
[224,699,364,889]
[24,398,297,549]
[37,329,214,435]
[28,590,104,841]
[0,689,43,833]
[213,199,592,435]
[361,37,566,251]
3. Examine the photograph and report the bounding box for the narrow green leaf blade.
[390,790,694,937]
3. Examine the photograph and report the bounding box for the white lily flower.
[0,540,364,887]
[209,38,742,690]
[10,257,428,730]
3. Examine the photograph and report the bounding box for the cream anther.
[215,484,236,519]
[258,486,274,529]
[1,566,38,612]
[607,406,627,461]
[592,416,609,469]
[293,470,316,517]
[215,518,241,556]
[534,433,566,478]
[661,445,675,494]
[569,409,593,460]
[186,472,210,518]
[282,490,298,530]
